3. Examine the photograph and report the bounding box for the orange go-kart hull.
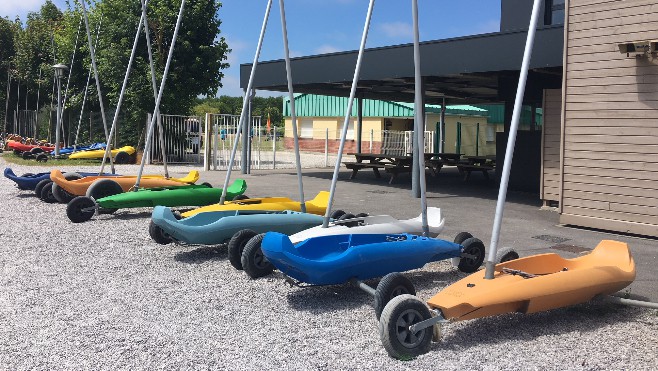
[50,169,200,196]
[427,240,636,321]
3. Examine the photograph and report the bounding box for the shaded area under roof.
[241,26,564,105]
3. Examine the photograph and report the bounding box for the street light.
[52,63,68,157]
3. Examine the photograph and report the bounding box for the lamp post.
[52,63,68,157]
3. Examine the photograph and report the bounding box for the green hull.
[96,179,247,209]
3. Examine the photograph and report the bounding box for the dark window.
[545,0,565,26]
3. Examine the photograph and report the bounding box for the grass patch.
[1,152,101,167]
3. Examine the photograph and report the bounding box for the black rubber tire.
[66,196,97,223]
[495,247,520,264]
[13,149,21,156]
[34,179,50,197]
[86,179,123,200]
[36,153,48,162]
[374,273,416,320]
[149,220,172,245]
[379,294,433,360]
[201,182,212,188]
[114,151,130,164]
[233,194,249,201]
[458,237,486,273]
[453,232,473,245]
[330,209,346,219]
[338,212,359,227]
[22,151,33,160]
[29,147,44,154]
[241,233,274,278]
[355,213,369,218]
[20,173,35,177]
[39,181,57,203]
[227,229,258,270]
[52,172,82,203]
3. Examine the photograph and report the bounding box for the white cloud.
[315,44,341,55]
[0,0,47,19]
[377,21,413,39]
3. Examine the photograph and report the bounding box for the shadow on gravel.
[285,279,374,313]
[432,301,645,352]
[173,244,227,264]
[15,193,36,198]
[97,211,152,221]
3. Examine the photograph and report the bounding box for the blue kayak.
[3,167,117,191]
[261,233,465,285]
[151,206,325,245]
[50,142,106,156]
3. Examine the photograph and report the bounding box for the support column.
[530,102,537,131]
[241,88,250,174]
[440,97,446,152]
[356,95,363,154]
[411,77,425,198]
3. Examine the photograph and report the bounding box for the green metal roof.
[283,94,487,118]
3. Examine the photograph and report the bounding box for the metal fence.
[206,113,263,170]
[147,113,204,164]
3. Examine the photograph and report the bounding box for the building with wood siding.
[558,0,658,236]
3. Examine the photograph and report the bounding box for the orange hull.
[50,170,199,196]
[427,240,635,321]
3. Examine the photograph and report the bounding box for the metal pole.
[80,2,114,173]
[440,98,446,152]
[59,14,83,146]
[218,0,273,204]
[99,4,149,175]
[357,96,363,154]
[140,0,169,178]
[412,0,428,235]
[135,0,186,190]
[325,127,328,167]
[279,0,306,212]
[485,0,543,280]
[322,0,375,228]
[55,76,62,156]
[370,128,373,153]
[272,125,277,169]
[74,18,102,152]
[3,67,10,138]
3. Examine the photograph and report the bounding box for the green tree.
[0,17,19,132]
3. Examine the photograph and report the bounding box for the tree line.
[1,0,230,147]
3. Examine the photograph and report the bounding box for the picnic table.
[343,153,413,184]
[457,155,496,181]
[421,152,464,174]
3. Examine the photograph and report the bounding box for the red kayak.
[7,141,55,153]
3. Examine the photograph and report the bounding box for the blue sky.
[2,0,501,97]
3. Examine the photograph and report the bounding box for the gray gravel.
[1,157,657,370]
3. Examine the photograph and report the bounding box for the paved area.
[198,164,658,302]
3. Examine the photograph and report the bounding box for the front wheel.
[379,294,433,360]
[227,229,257,270]
[374,273,416,320]
[495,247,520,264]
[34,179,50,197]
[39,181,57,203]
[114,151,130,164]
[241,233,274,278]
[149,221,172,245]
[66,196,97,223]
[86,179,123,200]
[457,237,486,273]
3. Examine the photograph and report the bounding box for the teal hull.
[96,179,247,209]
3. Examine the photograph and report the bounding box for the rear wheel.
[39,181,57,203]
[355,213,369,218]
[34,179,50,197]
[228,229,257,270]
[36,153,48,162]
[201,182,212,188]
[330,209,346,219]
[114,151,130,164]
[86,179,123,200]
[149,221,172,245]
[233,194,249,201]
[29,147,44,154]
[458,237,486,273]
[52,172,82,203]
[379,294,433,360]
[374,273,416,320]
[66,196,97,223]
[241,233,274,278]
[453,232,473,245]
[22,152,33,160]
[495,247,520,264]
[20,173,35,177]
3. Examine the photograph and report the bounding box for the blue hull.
[4,167,118,190]
[261,233,463,285]
[50,142,106,156]
[151,206,325,245]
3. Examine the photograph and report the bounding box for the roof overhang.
[240,26,564,105]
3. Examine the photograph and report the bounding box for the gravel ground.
[1,157,657,370]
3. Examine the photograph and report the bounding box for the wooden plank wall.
[541,89,562,203]
[560,0,658,236]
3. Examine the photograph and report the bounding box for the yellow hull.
[68,145,135,159]
[427,240,636,321]
[181,191,330,218]
[50,169,199,196]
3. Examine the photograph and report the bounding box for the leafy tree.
[0,17,19,132]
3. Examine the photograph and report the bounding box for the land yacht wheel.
[496,247,520,264]
[379,294,433,360]
[458,237,486,273]
[66,196,97,223]
[149,221,172,245]
[228,229,257,270]
[374,273,416,320]
[241,233,274,278]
